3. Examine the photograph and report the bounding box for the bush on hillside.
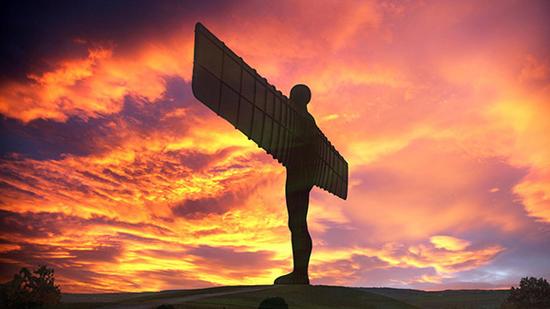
[502,277,550,309]
[1,265,61,308]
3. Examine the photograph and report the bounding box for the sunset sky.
[1,0,550,293]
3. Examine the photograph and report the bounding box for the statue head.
[290,84,311,110]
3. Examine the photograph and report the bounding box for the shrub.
[502,277,550,309]
[1,265,61,308]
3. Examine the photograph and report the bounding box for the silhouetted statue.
[274,84,316,284]
[192,23,348,285]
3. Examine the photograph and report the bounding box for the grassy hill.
[364,288,509,309]
[58,285,509,309]
[182,285,415,309]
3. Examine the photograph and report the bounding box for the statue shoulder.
[306,111,316,124]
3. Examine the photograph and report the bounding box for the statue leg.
[288,187,313,278]
[274,171,312,285]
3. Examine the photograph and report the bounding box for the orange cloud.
[0,37,194,123]
[2,0,550,293]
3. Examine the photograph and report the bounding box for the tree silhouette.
[502,277,550,309]
[1,265,61,308]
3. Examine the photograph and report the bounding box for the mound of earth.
[60,284,508,308]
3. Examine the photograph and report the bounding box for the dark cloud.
[2,263,91,293]
[311,254,390,285]
[177,151,223,171]
[312,219,362,248]
[315,254,387,273]
[69,245,122,263]
[0,210,68,238]
[0,241,122,278]
[192,227,226,238]
[0,211,182,289]
[457,223,550,287]
[0,76,194,160]
[0,180,42,200]
[412,281,510,290]
[102,168,131,184]
[114,232,167,245]
[174,147,240,171]
[0,256,140,293]
[134,269,213,290]
[358,266,437,287]
[87,215,175,237]
[0,115,107,160]
[0,210,174,239]
[311,253,438,287]
[172,192,238,219]
[171,180,258,219]
[0,0,235,82]
[78,171,118,186]
[135,248,189,260]
[56,265,136,293]
[188,245,278,271]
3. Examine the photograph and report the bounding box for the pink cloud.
[1,0,550,292]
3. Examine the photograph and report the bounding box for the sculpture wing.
[192,22,348,200]
[312,128,348,200]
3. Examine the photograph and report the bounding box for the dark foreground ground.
[58,285,509,309]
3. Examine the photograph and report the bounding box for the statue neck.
[296,104,308,114]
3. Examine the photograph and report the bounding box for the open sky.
[1,0,549,293]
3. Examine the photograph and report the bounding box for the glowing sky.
[1,0,550,293]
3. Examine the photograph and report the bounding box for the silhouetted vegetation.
[258,296,288,309]
[502,277,550,309]
[1,265,61,308]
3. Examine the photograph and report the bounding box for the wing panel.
[311,132,349,200]
[192,22,348,199]
[251,107,264,144]
[281,126,288,161]
[280,103,287,128]
[255,81,266,111]
[271,122,281,161]
[237,98,253,136]
[266,91,274,117]
[195,30,222,78]
[262,115,273,152]
[220,84,239,125]
[222,53,241,92]
[274,97,282,124]
[192,65,221,112]
[241,70,255,102]
[281,129,290,164]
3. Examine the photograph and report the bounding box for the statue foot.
[274,272,310,285]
